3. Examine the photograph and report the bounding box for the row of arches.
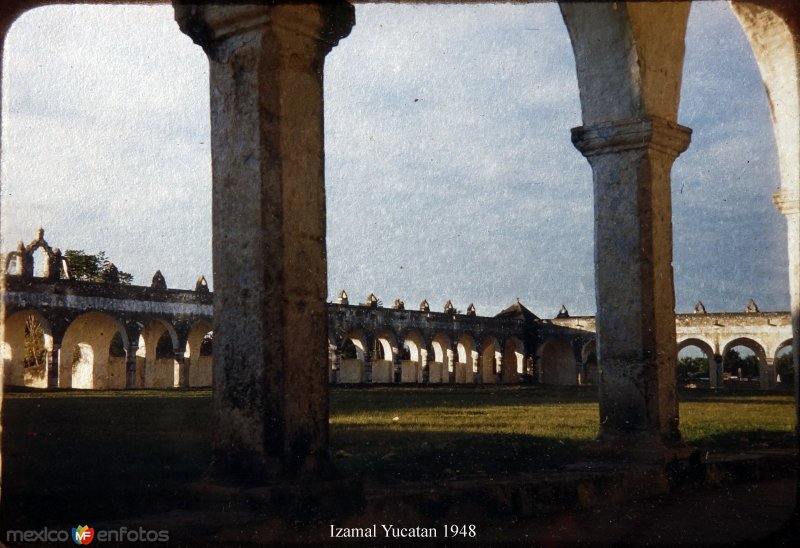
[329,330,794,390]
[331,330,529,384]
[2,309,213,389]
[677,337,794,389]
[4,309,792,391]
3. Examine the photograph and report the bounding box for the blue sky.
[0,2,789,317]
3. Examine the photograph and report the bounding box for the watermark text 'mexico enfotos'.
[6,525,169,544]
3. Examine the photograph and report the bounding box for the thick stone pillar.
[46,344,60,389]
[174,2,354,480]
[572,117,690,448]
[125,342,138,389]
[774,191,800,394]
[420,348,429,384]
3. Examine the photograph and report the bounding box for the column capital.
[174,2,355,59]
[772,190,800,216]
[571,116,691,158]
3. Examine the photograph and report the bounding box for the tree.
[776,350,794,384]
[24,315,46,369]
[62,250,133,285]
[724,348,760,380]
[677,356,708,382]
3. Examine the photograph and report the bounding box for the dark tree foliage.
[776,350,794,384]
[63,250,133,285]
[724,348,760,379]
[677,356,708,382]
[342,339,358,360]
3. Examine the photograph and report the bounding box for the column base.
[582,434,698,464]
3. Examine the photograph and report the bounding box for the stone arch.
[774,339,793,385]
[139,319,180,388]
[676,337,715,386]
[60,311,128,389]
[400,329,426,383]
[721,337,769,388]
[480,336,501,385]
[2,309,53,387]
[185,320,213,387]
[538,337,577,386]
[372,329,398,383]
[580,339,597,385]
[339,329,367,384]
[502,336,525,384]
[455,334,476,384]
[430,332,451,384]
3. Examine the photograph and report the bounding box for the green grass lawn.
[0,385,795,529]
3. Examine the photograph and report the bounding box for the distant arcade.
[1,230,792,391]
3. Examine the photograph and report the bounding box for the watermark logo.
[6,524,168,543]
[72,525,94,545]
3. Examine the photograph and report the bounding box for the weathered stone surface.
[174,1,355,481]
[563,1,692,451]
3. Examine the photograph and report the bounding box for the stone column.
[774,191,800,398]
[392,349,402,384]
[572,117,691,448]
[495,352,503,384]
[362,350,373,384]
[46,344,60,389]
[420,348,429,384]
[446,348,455,384]
[708,352,719,390]
[173,2,355,480]
[175,350,189,388]
[125,341,138,389]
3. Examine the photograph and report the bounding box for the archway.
[581,339,597,385]
[60,311,128,389]
[185,321,213,387]
[722,337,769,388]
[373,329,398,384]
[480,336,501,384]
[2,310,53,387]
[774,339,793,386]
[538,337,576,386]
[676,337,715,387]
[430,333,451,384]
[456,334,476,384]
[400,330,425,383]
[339,330,367,384]
[502,337,524,384]
[138,320,179,388]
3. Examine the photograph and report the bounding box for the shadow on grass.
[1,392,212,529]
[1,386,794,530]
[329,427,586,485]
